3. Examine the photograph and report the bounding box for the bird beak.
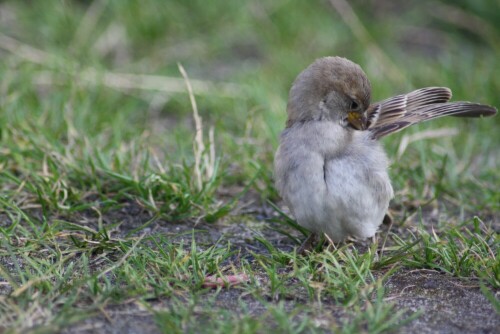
[347,111,367,130]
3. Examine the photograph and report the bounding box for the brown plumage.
[367,87,496,139]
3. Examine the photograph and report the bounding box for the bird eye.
[350,100,359,110]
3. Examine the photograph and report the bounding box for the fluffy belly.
[319,155,393,242]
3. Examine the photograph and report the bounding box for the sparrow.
[274,56,497,250]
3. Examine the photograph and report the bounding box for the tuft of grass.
[390,219,499,288]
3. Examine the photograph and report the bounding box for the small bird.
[274,56,497,251]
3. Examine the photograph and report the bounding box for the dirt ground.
[63,270,499,334]
[3,201,499,333]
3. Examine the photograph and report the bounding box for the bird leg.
[297,233,321,255]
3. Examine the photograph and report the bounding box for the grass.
[0,0,499,333]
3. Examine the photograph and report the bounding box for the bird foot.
[297,233,321,255]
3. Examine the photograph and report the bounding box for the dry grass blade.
[11,276,52,298]
[177,63,217,191]
[70,0,108,51]
[397,127,458,158]
[0,32,244,98]
[0,33,54,64]
[35,69,243,98]
[178,63,205,192]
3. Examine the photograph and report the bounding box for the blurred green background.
[0,0,498,215]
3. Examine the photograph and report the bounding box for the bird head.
[286,56,371,130]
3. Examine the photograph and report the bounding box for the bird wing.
[366,87,497,139]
